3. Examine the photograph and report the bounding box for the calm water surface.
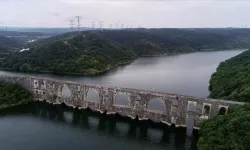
[0,102,199,150]
[0,50,245,97]
[0,50,245,150]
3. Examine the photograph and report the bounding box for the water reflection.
[0,50,245,97]
[0,102,198,150]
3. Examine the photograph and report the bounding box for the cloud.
[0,0,249,28]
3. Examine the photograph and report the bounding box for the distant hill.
[0,31,56,37]
[96,29,250,52]
[0,46,11,59]
[0,46,9,53]
[1,32,136,75]
[2,28,250,75]
[0,27,92,33]
[0,36,23,50]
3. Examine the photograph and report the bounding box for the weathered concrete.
[0,74,246,128]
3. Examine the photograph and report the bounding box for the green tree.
[0,82,33,109]
[198,104,250,150]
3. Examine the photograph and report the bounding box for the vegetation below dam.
[0,82,33,110]
[198,50,250,150]
[198,104,250,150]
[2,28,250,75]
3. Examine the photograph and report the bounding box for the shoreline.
[0,48,247,76]
[0,60,135,77]
[0,101,31,111]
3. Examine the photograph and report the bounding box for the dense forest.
[2,28,250,75]
[1,32,136,75]
[0,46,9,53]
[0,46,10,58]
[198,104,250,150]
[0,36,24,50]
[209,50,250,102]
[198,49,250,150]
[0,82,33,109]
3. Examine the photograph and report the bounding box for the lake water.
[0,50,245,150]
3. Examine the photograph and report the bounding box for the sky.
[0,0,249,28]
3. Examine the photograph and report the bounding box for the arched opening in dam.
[61,84,72,98]
[86,89,99,102]
[219,107,227,115]
[203,105,211,115]
[147,98,165,112]
[114,93,130,106]
[147,98,166,122]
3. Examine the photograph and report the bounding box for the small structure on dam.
[0,75,245,128]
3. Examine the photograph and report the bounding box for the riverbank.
[209,49,250,102]
[0,101,32,110]
[198,49,250,150]
[2,48,247,77]
[0,60,135,76]
[0,49,245,98]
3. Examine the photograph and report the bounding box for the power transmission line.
[76,16,81,31]
[116,22,119,29]
[99,21,103,29]
[69,20,75,31]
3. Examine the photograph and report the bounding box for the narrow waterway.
[0,49,245,150]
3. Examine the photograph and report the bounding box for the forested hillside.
[1,32,135,75]
[2,28,250,75]
[198,49,250,150]
[96,29,250,52]
[0,36,23,50]
[0,46,9,53]
[198,104,250,150]
[209,50,250,102]
[0,46,10,58]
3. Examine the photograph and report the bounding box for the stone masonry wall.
[0,75,245,128]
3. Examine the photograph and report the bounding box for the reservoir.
[0,49,245,150]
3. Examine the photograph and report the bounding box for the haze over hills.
[0,31,58,52]
[1,28,250,75]
[0,27,93,33]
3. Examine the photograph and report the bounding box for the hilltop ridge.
[2,28,250,75]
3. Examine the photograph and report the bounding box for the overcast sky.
[0,0,249,28]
